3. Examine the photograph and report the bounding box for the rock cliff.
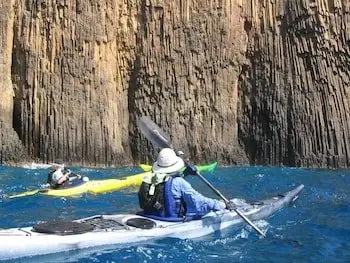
[239,0,350,167]
[0,0,349,168]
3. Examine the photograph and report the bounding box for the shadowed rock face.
[0,0,349,168]
[238,0,350,167]
[0,121,29,164]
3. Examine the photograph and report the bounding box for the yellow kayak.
[9,162,218,198]
[9,172,149,198]
[139,162,218,173]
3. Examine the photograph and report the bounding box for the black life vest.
[138,174,186,218]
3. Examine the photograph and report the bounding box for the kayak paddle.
[138,116,266,238]
[8,188,48,199]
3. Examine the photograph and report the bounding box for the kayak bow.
[139,161,218,172]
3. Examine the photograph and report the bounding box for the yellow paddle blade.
[139,164,152,172]
[8,189,40,199]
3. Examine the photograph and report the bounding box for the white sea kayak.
[0,184,304,261]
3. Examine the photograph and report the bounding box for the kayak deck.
[0,184,304,260]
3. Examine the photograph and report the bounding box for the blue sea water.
[0,165,349,263]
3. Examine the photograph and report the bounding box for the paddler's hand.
[82,176,89,182]
[67,172,82,181]
[183,164,198,176]
[63,169,72,176]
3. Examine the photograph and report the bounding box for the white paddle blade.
[138,117,173,149]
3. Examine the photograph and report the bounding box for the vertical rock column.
[0,0,28,164]
[10,0,139,166]
[0,0,15,124]
[239,0,350,167]
[130,0,249,165]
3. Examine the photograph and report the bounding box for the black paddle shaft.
[196,171,266,237]
[195,172,229,203]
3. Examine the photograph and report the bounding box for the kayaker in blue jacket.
[138,148,225,220]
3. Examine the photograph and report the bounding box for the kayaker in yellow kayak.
[46,165,89,189]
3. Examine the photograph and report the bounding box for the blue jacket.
[170,177,225,216]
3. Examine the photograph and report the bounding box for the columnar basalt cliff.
[239,0,350,167]
[0,0,349,168]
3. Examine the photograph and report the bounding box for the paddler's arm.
[172,177,226,214]
[182,164,234,210]
[64,169,89,182]
[63,169,80,180]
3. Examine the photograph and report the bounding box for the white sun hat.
[152,148,185,174]
[52,168,65,183]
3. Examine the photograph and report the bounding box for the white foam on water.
[21,163,53,169]
[245,219,270,237]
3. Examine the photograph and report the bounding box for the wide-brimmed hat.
[152,148,185,174]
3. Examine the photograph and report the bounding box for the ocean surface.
[0,164,349,263]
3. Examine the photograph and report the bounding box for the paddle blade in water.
[138,117,172,149]
[8,189,40,199]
